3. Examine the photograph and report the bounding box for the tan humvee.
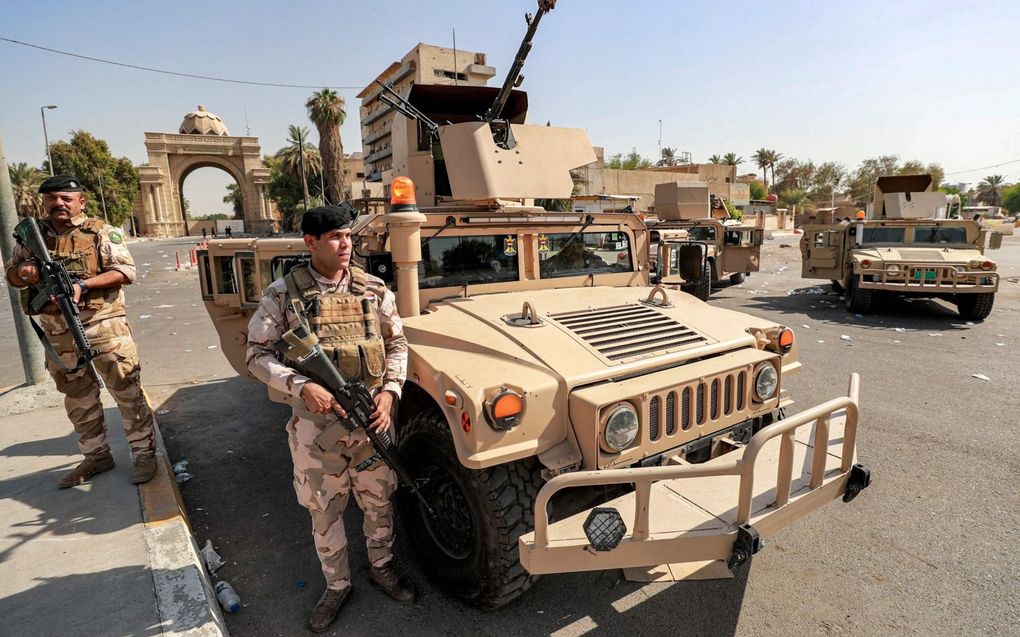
[801,174,1001,319]
[197,1,870,609]
[648,182,763,300]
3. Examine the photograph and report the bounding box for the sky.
[3,0,1019,215]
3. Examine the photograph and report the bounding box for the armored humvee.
[197,1,870,609]
[801,174,1001,319]
[648,181,763,300]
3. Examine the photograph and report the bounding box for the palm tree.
[722,152,743,166]
[708,154,722,164]
[275,125,322,207]
[779,187,807,213]
[8,162,46,218]
[658,147,677,167]
[977,175,1005,207]
[768,150,784,190]
[306,89,347,204]
[752,148,770,189]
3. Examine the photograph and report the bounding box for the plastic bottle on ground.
[215,580,241,613]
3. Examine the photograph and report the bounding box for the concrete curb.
[138,421,229,637]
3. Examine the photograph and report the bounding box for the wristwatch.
[77,280,90,295]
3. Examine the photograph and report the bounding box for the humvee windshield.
[860,227,905,244]
[688,226,716,241]
[420,234,520,289]
[538,231,632,278]
[911,226,967,244]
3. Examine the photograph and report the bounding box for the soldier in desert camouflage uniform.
[4,175,157,487]
[246,204,415,633]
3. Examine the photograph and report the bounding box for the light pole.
[297,128,309,212]
[40,105,57,175]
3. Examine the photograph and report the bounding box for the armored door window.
[724,230,741,246]
[539,231,633,278]
[813,232,827,247]
[237,254,259,307]
[198,251,214,301]
[860,227,905,244]
[419,235,520,289]
[688,227,716,241]
[213,256,237,294]
[259,260,275,293]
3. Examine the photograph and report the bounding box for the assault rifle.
[13,216,103,387]
[275,324,436,518]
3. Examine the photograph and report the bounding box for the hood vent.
[899,249,945,261]
[549,304,708,363]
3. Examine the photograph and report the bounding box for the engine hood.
[852,246,988,265]
[402,286,765,388]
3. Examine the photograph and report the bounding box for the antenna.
[244,109,251,136]
[658,119,662,162]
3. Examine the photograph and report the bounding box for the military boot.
[57,452,115,488]
[308,586,351,633]
[369,561,416,604]
[130,451,157,484]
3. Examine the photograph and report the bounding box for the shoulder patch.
[108,230,123,244]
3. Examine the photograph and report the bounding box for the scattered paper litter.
[789,287,828,295]
[175,472,192,483]
[995,343,1005,346]
[156,409,170,416]
[172,460,189,473]
[152,304,175,309]
[207,345,218,349]
[138,314,152,319]
[200,540,225,574]
[817,340,824,344]
[893,340,901,343]
[928,333,943,337]
[971,374,990,381]
[894,327,906,333]
[840,335,852,341]
[801,324,810,329]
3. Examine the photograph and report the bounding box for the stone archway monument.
[133,106,279,236]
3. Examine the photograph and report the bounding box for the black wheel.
[691,260,712,301]
[729,272,746,285]
[830,279,844,293]
[956,293,995,321]
[397,406,543,608]
[844,275,872,313]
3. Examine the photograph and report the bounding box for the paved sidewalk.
[0,389,226,637]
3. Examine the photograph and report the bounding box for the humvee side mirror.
[367,252,395,284]
[988,231,1003,250]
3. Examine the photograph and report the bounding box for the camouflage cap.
[39,174,85,194]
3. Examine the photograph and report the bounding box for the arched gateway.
[132,106,279,236]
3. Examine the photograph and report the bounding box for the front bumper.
[518,374,869,575]
[857,266,998,293]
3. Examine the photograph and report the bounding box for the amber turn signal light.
[390,176,417,206]
[484,388,524,430]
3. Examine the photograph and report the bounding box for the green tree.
[748,179,767,200]
[977,175,1005,207]
[722,152,743,166]
[658,147,678,167]
[265,154,321,231]
[536,169,588,212]
[767,150,783,189]
[182,196,191,219]
[606,149,651,170]
[779,188,808,212]
[48,130,138,226]
[1000,183,1020,214]
[708,154,722,164]
[306,88,347,204]
[752,148,771,189]
[847,155,900,206]
[275,125,322,208]
[810,161,847,204]
[223,183,244,217]
[724,199,743,220]
[8,162,46,219]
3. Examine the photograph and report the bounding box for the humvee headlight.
[981,261,994,271]
[968,260,982,270]
[886,264,901,274]
[753,363,779,402]
[484,388,524,431]
[601,402,639,452]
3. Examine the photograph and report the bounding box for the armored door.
[800,224,846,280]
[720,228,763,275]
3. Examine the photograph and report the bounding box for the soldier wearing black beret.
[4,174,158,487]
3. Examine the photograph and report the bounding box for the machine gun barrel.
[484,0,557,123]
[13,216,103,387]
[276,324,437,518]
[376,80,440,140]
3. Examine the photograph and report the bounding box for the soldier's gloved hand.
[370,390,395,433]
[300,382,347,417]
[16,261,40,286]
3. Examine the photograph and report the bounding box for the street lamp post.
[40,105,57,176]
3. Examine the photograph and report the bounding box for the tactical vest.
[22,217,108,316]
[284,264,386,390]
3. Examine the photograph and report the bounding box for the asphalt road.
[2,235,1018,636]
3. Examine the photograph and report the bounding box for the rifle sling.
[27,315,81,373]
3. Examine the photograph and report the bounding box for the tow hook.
[727,523,762,570]
[842,464,872,502]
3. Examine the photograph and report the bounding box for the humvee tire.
[397,406,543,608]
[830,280,844,293]
[845,276,872,313]
[955,293,995,321]
[729,272,745,285]
[691,261,712,301]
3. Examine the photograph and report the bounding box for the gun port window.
[911,226,967,244]
[687,226,716,242]
[213,256,237,294]
[539,232,633,279]
[259,260,275,294]
[238,256,259,307]
[419,235,520,289]
[198,251,213,300]
[860,227,905,244]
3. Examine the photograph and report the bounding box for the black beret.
[300,202,358,236]
[39,174,85,194]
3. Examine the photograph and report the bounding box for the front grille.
[645,368,751,442]
[550,304,709,363]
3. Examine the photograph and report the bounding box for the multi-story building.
[357,43,496,182]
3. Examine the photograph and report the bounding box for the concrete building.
[357,43,496,182]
